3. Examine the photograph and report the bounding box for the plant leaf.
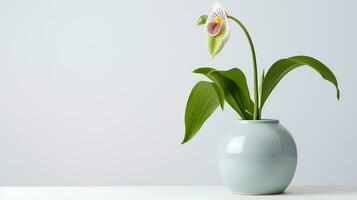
[193,67,253,119]
[192,67,225,109]
[259,69,265,117]
[208,71,249,119]
[182,81,220,144]
[197,15,208,25]
[192,67,215,75]
[211,82,225,110]
[261,55,340,110]
[219,68,253,114]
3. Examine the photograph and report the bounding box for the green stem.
[227,15,260,120]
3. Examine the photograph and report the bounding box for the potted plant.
[182,3,340,195]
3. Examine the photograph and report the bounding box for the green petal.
[206,25,230,58]
[197,15,208,25]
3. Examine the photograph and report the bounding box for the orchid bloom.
[205,3,230,58]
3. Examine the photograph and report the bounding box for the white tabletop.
[0,186,356,200]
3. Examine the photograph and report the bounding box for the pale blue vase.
[218,119,297,195]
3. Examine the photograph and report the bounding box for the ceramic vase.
[218,119,297,195]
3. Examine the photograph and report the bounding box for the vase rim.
[237,119,279,124]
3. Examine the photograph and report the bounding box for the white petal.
[212,2,227,19]
[206,2,229,31]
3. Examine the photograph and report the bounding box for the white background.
[0,0,356,185]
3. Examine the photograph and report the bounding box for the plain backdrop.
[0,0,356,185]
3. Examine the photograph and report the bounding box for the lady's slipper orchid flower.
[205,2,230,58]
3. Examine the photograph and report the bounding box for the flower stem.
[227,15,260,120]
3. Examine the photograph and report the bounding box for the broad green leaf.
[182,81,220,144]
[219,68,253,114]
[193,67,253,119]
[208,71,249,119]
[192,67,215,75]
[211,82,225,110]
[197,15,208,25]
[261,55,340,110]
[192,67,224,109]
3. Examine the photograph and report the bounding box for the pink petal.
[207,22,222,36]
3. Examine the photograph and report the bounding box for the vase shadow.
[284,185,357,196]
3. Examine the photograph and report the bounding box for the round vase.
[218,119,297,195]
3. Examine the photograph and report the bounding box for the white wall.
[0,0,356,185]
